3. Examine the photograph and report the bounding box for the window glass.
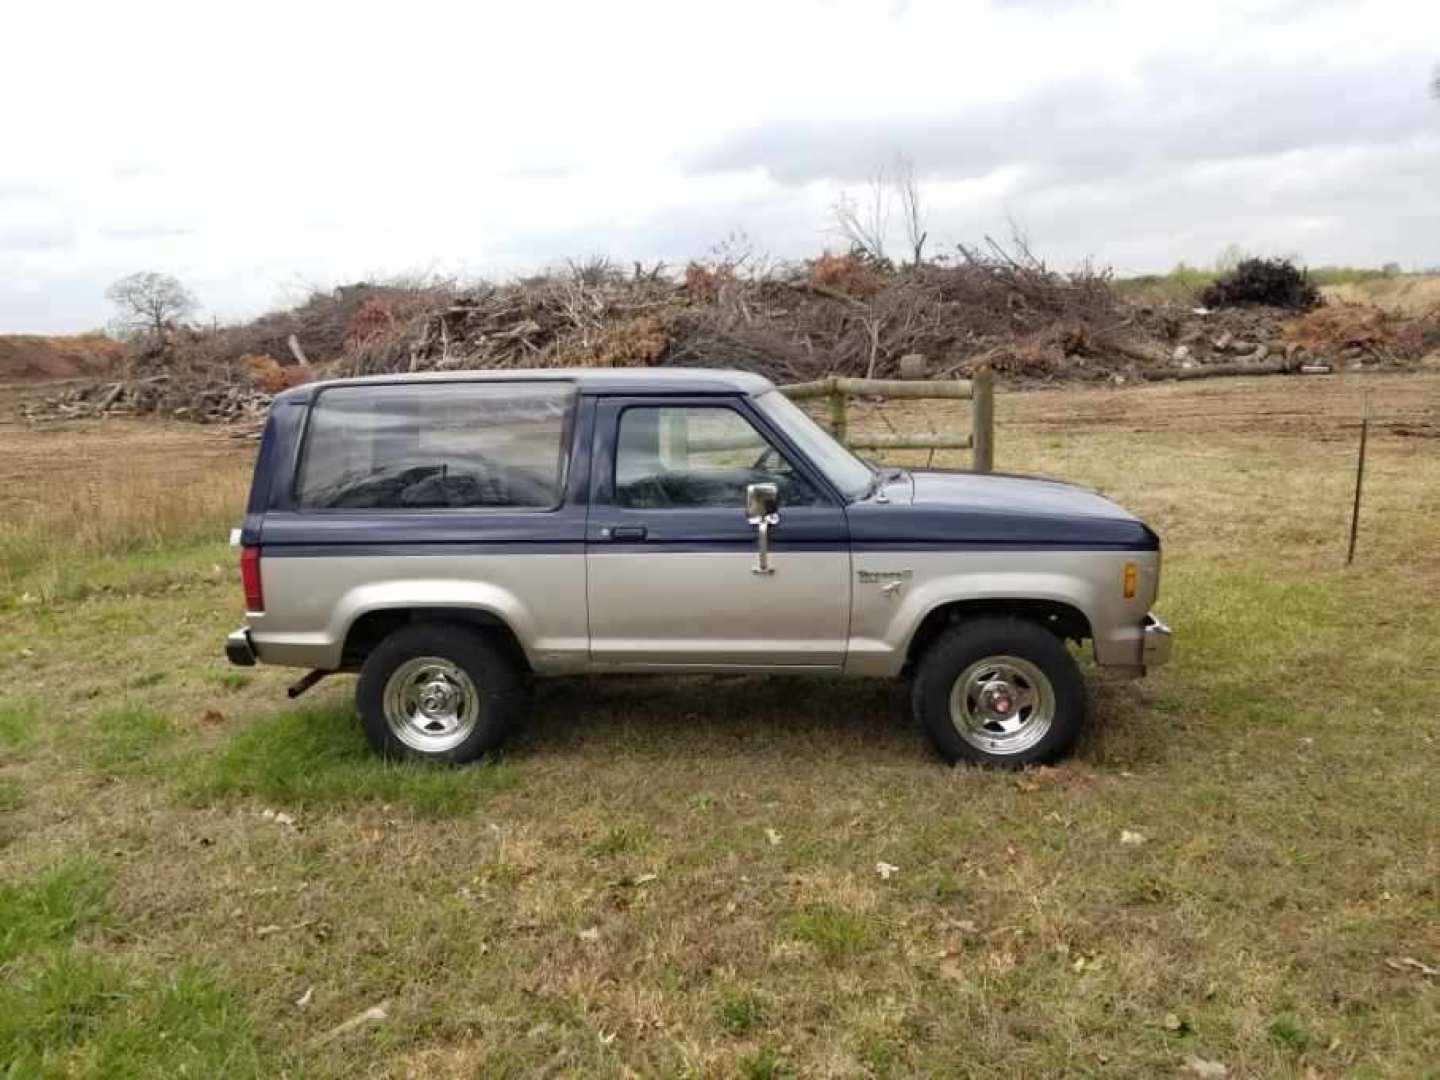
[615,406,818,509]
[297,382,574,509]
[752,390,874,501]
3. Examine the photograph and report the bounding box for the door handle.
[609,525,647,541]
[748,512,779,575]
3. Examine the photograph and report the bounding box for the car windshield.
[753,389,875,502]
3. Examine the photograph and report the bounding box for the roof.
[274,367,777,403]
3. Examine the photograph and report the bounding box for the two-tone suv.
[226,368,1171,767]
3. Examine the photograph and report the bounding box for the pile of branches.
[1283,302,1440,365]
[14,243,1204,424]
[339,239,1145,385]
[29,240,1435,428]
[21,331,271,424]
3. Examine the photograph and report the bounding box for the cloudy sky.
[3,0,1437,332]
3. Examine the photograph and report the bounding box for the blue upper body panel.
[246,377,1158,554]
[846,469,1157,551]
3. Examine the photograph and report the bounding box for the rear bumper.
[1142,613,1173,668]
[226,627,257,667]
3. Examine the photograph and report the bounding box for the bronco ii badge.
[857,569,913,584]
[858,569,913,596]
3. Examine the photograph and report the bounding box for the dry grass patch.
[0,418,249,601]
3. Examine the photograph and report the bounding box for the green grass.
[1113,262,1216,304]
[788,904,876,963]
[588,823,651,857]
[736,1046,791,1079]
[87,705,176,773]
[183,702,518,817]
[1306,264,1397,286]
[0,861,257,1077]
[0,699,37,752]
[717,990,768,1035]
[0,539,233,610]
[0,959,259,1079]
[0,858,111,963]
[1113,261,1404,305]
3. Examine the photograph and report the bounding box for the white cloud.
[2,0,1438,331]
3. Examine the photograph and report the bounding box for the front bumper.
[1142,613,1173,668]
[226,627,257,667]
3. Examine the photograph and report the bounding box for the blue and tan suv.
[227,368,1170,766]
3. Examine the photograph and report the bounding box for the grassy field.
[1,375,1437,1077]
[1114,267,1440,313]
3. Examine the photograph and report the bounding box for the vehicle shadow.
[515,669,1174,770]
[516,674,927,764]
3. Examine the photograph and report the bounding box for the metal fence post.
[971,366,994,473]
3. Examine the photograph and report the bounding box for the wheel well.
[340,608,531,672]
[903,599,1091,673]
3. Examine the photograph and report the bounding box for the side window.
[614,406,819,509]
[296,382,574,509]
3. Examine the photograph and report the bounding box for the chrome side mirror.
[745,482,780,575]
[745,482,779,522]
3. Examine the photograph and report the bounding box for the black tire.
[356,622,527,763]
[911,617,1087,768]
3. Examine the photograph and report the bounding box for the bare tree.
[833,156,930,266]
[895,154,927,266]
[832,169,890,262]
[106,272,197,336]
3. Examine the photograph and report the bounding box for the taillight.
[240,545,264,612]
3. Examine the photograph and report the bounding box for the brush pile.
[21,242,1440,426]
[336,241,1147,385]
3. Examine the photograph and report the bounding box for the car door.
[586,395,851,670]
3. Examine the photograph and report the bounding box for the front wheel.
[356,622,526,763]
[911,617,1087,767]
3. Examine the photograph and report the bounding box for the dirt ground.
[0,411,246,489]
[0,334,123,383]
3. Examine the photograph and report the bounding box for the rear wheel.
[356,622,526,763]
[911,617,1086,767]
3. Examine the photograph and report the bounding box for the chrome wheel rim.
[382,657,480,753]
[948,655,1055,755]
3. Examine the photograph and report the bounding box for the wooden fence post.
[971,366,994,473]
[828,378,848,445]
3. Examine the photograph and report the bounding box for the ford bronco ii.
[226,368,1171,767]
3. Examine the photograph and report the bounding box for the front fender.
[845,550,1151,676]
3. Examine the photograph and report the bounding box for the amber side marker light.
[1123,562,1137,599]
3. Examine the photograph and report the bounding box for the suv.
[226,369,1171,767]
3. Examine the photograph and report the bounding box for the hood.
[907,470,1130,516]
[850,469,1158,550]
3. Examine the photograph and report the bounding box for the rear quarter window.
[295,382,575,510]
